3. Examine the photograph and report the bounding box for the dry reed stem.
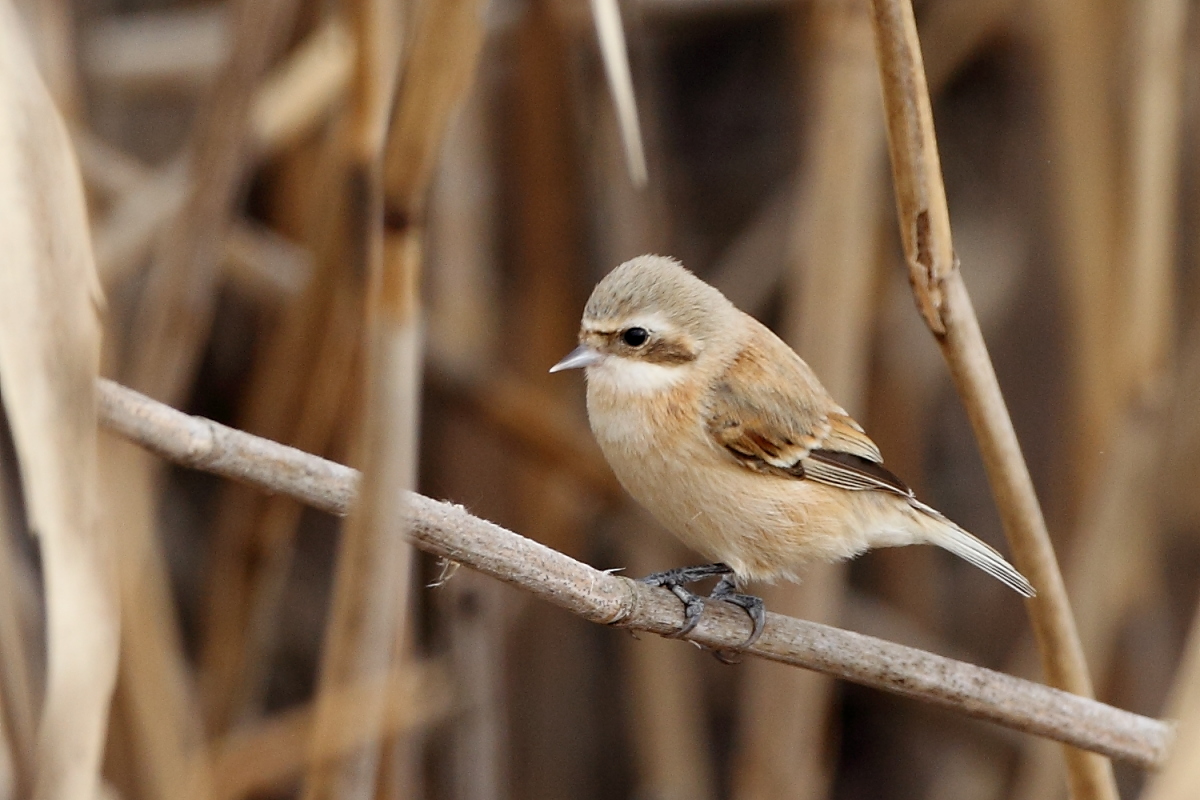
[94,378,1175,769]
[214,282,364,730]
[505,63,595,793]
[252,18,356,155]
[506,35,592,746]
[588,0,647,185]
[195,107,368,733]
[1011,1,1188,797]
[784,0,882,410]
[507,0,584,405]
[223,89,373,703]
[361,0,486,791]
[866,1,1116,798]
[618,517,718,800]
[424,81,510,800]
[211,663,452,800]
[734,3,881,797]
[299,0,407,792]
[0,9,115,798]
[1144,588,1200,800]
[121,0,299,405]
[1117,0,1187,400]
[423,83,500,374]
[0,457,36,797]
[1033,0,1121,495]
[434,568,509,800]
[19,0,78,117]
[382,0,487,209]
[88,17,353,288]
[103,438,210,800]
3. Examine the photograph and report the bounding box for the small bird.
[551,255,1034,645]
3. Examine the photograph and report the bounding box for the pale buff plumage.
[553,254,1034,596]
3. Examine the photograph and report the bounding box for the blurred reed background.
[2,0,1200,797]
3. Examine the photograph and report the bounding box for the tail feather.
[910,500,1035,598]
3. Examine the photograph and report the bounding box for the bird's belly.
[595,427,866,582]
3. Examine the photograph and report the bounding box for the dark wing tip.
[807,449,911,495]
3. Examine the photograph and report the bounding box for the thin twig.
[94,378,1175,769]
[866,1,1117,797]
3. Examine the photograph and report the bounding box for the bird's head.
[550,255,735,393]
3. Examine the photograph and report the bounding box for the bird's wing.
[705,340,911,497]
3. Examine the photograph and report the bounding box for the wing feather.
[802,450,911,496]
[701,321,1033,597]
[704,328,905,496]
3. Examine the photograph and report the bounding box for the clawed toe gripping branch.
[639,563,765,648]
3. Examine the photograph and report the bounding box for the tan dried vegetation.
[2,0,1200,798]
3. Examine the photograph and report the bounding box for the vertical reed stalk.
[299,0,404,796]
[1011,1,1188,796]
[0,466,35,796]
[866,1,1117,798]
[1031,0,1121,501]
[302,0,485,794]
[0,11,114,799]
[425,71,509,800]
[197,81,368,734]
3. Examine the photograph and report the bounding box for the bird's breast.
[583,364,869,582]
[585,372,769,565]
[585,369,701,465]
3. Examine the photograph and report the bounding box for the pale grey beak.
[549,345,603,373]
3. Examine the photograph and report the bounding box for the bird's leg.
[710,574,766,647]
[639,563,733,638]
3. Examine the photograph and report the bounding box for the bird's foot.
[710,574,766,648]
[639,563,733,639]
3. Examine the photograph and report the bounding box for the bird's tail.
[909,499,1036,597]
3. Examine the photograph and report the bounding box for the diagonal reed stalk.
[866,0,1116,798]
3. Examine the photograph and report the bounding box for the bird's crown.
[583,255,732,336]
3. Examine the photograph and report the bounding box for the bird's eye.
[621,327,649,347]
